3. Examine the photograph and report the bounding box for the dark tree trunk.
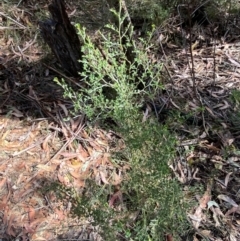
[39,0,82,77]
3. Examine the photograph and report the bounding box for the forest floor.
[1,0,240,241]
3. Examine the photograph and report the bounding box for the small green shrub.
[53,4,188,240]
[230,89,240,107]
[55,7,162,123]
[127,0,171,26]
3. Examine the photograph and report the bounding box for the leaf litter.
[1,0,240,241]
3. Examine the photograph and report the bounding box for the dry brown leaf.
[112,171,122,185]
[76,152,88,162]
[31,234,48,241]
[96,138,108,147]
[69,168,81,179]
[94,152,111,167]
[78,171,91,182]
[86,145,93,155]
[229,231,237,241]
[191,207,203,229]
[13,182,31,201]
[189,101,198,109]
[0,192,10,210]
[61,125,70,139]
[28,207,36,222]
[70,116,83,132]
[57,172,66,184]
[81,130,90,139]
[226,53,240,68]
[0,177,7,188]
[29,217,47,228]
[60,152,78,158]
[218,194,238,207]
[109,190,122,207]
[1,129,10,140]
[77,144,89,158]
[200,187,211,209]
[0,138,21,150]
[11,107,24,117]
[37,164,55,172]
[193,168,201,181]
[213,103,225,109]
[199,230,212,238]
[170,98,180,109]
[205,107,217,118]
[200,143,220,153]
[18,187,35,200]
[89,140,103,151]
[236,219,240,225]
[166,42,178,48]
[224,172,232,187]
[24,217,46,234]
[7,214,16,237]
[28,196,40,206]
[58,104,68,116]
[225,206,240,216]
[157,33,166,43]
[0,162,8,172]
[96,129,107,140]
[99,171,109,184]
[73,178,85,188]
[54,208,65,221]
[42,134,52,151]
[191,182,212,229]
[219,100,230,110]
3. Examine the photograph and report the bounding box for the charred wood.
[39,0,82,77]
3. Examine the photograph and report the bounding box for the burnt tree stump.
[39,0,82,77]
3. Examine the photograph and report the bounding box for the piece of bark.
[39,0,82,77]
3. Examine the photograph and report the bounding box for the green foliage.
[127,0,171,25]
[46,120,188,240]
[230,89,240,107]
[203,0,240,22]
[53,5,188,241]
[119,121,188,240]
[55,10,163,124]
[126,0,240,27]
